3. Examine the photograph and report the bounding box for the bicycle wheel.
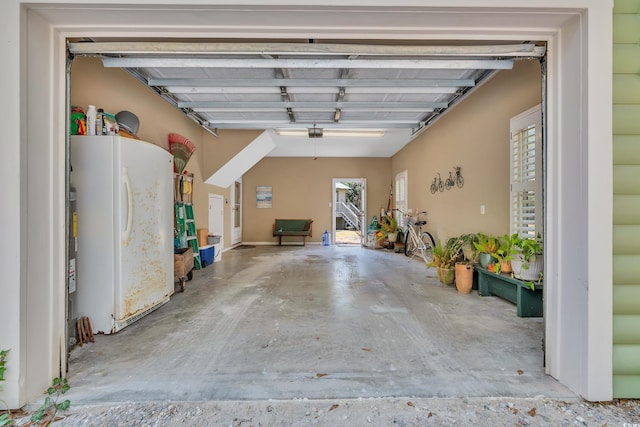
[438,181,444,192]
[421,232,436,262]
[445,179,453,190]
[404,229,416,257]
[456,175,464,188]
[430,183,437,194]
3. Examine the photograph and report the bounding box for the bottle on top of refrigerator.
[96,108,105,135]
[86,105,96,136]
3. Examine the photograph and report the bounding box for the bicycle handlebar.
[392,209,428,227]
[392,208,427,215]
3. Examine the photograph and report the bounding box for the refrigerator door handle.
[122,167,133,247]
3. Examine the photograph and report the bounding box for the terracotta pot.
[455,263,474,293]
[500,259,512,273]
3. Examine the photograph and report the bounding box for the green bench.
[273,219,313,246]
[476,266,543,317]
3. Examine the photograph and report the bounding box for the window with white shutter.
[510,105,542,238]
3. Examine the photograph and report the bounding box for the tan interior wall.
[391,60,542,242]
[203,129,261,176]
[71,57,540,248]
[242,157,391,243]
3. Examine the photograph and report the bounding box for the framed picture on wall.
[256,186,272,208]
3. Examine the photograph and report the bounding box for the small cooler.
[199,244,215,266]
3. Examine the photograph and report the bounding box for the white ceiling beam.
[149,78,476,87]
[195,107,434,113]
[167,86,459,94]
[70,41,545,57]
[103,57,514,70]
[180,101,449,109]
[206,121,419,129]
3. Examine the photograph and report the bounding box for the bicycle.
[445,166,464,190]
[430,173,444,194]
[395,209,436,264]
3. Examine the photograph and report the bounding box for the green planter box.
[476,266,543,317]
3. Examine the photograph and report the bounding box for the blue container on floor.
[199,245,215,266]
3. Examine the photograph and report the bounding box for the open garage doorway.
[10,2,613,410]
[64,56,557,404]
[333,178,366,246]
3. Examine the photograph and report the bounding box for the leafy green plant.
[473,233,499,255]
[488,261,502,273]
[0,351,71,427]
[29,377,71,426]
[0,413,11,426]
[511,233,544,289]
[0,349,11,427]
[492,233,519,264]
[377,214,399,241]
[0,350,8,383]
[457,233,481,263]
[514,233,543,262]
[428,237,464,269]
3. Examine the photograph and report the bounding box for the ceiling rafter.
[179,101,449,109]
[68,41,545,57]
[101,57,515,70]
[146,78,477,87]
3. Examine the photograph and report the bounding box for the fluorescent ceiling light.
[276,129,385,137]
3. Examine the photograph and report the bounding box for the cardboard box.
[197,228,208,247]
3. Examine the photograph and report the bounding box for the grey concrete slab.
[65,245,575,404]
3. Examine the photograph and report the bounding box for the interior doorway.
[230,179,242,246]
[332,178,366,245]
[208,194,224,250]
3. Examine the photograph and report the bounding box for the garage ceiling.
[68,41,544,156]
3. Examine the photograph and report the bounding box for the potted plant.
[491,233,519,274]
[454,261,474,293]
[473,233,499,268]
[428,237,464,286]
[511,233,544,281]
[447,234,477,293]
[377,214,399,244]
[458,233,481,264]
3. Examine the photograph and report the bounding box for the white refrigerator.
[71,135,174,334]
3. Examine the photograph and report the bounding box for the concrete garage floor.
[65,245,574,405]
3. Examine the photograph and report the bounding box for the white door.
[208,194,224,248]
[230,178,242,245]
[394,170,408,228]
